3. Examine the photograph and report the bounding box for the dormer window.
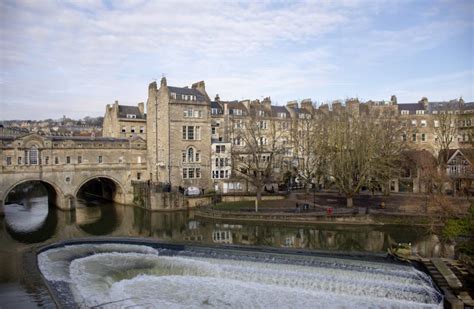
[278,113,287,118]
[401,110,409,115]
[416,110,425,115]
[171,92,177,99]
[126,114,137,119]
[258,110,265,116]
[230,109,242,116]
[211,108,219,115]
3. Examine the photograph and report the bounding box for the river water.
[0,183,450,308]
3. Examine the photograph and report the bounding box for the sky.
[0,0,473,120]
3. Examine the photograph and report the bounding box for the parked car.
[185,186,201,196]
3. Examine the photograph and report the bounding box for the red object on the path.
[327,207,333,215]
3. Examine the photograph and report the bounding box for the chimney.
[192,80,209,100]
[418,97,428,109]
[319,104,329,114]
[215,94,220,102]
[300,99,313,113]
[160,77,167,88]
[286,100,298,109]
[138,102,145,115]
[262,97,272,111]
[148,81,158,97]
[390,95,397,105]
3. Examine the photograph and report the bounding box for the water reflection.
[0,186,455,256]
[4,182,57,244]
[0,184,456,307]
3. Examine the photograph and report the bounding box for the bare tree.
[325,106,406,207]
[434,103,458,165]
[292,108,329,195]
[230,103,285,211]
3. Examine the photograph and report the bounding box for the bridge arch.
[3,178,66,209]
[74,175,126,204]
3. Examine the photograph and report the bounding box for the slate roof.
[293,107,311,114]
[50,136,130,142]
[168,86,207,101]
[397,103,424,114]
[271,105,290,117]
[118,105,145,119]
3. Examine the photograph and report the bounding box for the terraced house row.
[101,77,473,195]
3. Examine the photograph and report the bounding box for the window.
[411,120,417,127]
[137,172,141,180]
[182,167,201,179]
[234,120,243,129]
[434,120,439,127]
[182,126,200,140]
[233,137,244,146]
[216,145,226,153]
[55,157,59,164]
[416,110,425,115]
[421,133,426,142]
[230,109,242,116]
[281,122,289,129]
[420,120,427,127]
[131,127,136,133]
[211,108,219,115]
[78,156,82,164]
[121,127,126,133]
[6,157,12,165]
[257,121,267,129]
[402,134,407,141]
[258,110,265,116]
[188,126,194,140]
[401,110,409,115]
[66,156,71,164]
[258,137,267,145]
[45,156,49,165]
[140,127,145,133]
[211,127,216,135]
[98,156,103,163]
[412,133,416,142]
[24,146,39,165]
[187,148,194,162]
[126,114,137,118]
[278,112,287,118]
[18,157,22,165]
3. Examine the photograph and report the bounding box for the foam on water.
[38,243,158,282]
[4,197,49,233]
[38,243,443,308]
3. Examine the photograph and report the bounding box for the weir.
[37,240,443,308]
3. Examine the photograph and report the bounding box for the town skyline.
[1,0,473,120]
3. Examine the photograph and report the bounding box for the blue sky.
[1,0,473,120]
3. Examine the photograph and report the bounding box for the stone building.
[103,100,146,139]
[145,78,212,190]
[0,133,147,209]
[100,78,473,195]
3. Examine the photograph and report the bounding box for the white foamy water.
[4,197,49,233]
[38,243,443,308]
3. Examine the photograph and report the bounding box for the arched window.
[26,146,39,165]
[187,147,194,162]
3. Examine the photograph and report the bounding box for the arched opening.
[76,177,124,204]
[75,177,124,235]
[3,181,58,243]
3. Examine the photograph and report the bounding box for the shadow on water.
[75,199,120,236]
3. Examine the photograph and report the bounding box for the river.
[0,182,451,308]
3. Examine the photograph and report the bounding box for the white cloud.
[0,0,472,119]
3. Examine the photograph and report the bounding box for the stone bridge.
[0,133,148,213]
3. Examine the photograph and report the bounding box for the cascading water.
[38,243,443,308]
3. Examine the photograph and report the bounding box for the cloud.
[0,0,472,119]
